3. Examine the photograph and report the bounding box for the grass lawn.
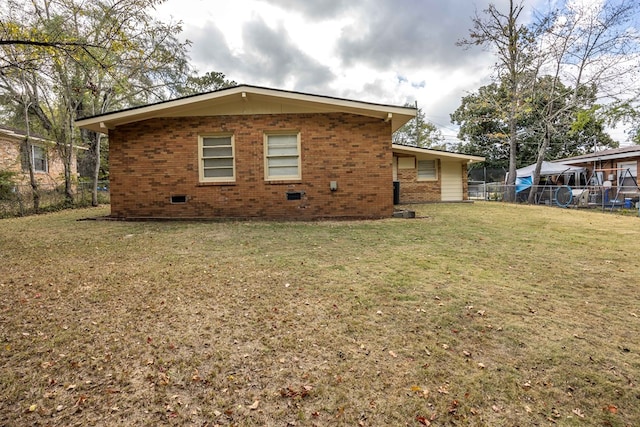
[1,202,639,426]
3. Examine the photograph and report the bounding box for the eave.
[392,144,485,164]
[75,85,417,134]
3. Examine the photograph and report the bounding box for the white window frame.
[264,131,301,181]
[22,144,48,173]
[198,134,235,183]
[417,159,437,181]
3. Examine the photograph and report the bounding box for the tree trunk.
[527,127,551,204]
[504,113,518,203]
[23,139,40,213]
[23,103,40,212]
[63,118,74,204]
[91,132,101,206]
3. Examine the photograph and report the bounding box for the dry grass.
[1,203,639,426]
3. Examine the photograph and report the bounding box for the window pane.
[32,146,47,172]
[204,168,233,178]
[203,147,232,158]
[268,134,297,147]
[269,166,299,177]
[268,146,299,156]
[203,137,231,147]
[204,158,233,168]
[268,156,298,167]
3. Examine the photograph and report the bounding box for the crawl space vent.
[170,195,187,204]
[286,191,304,201]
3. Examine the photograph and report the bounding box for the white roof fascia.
[392,144,485,164]
[561,152,640,164]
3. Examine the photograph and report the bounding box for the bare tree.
[527,0,640,203]
[458,0,537,201]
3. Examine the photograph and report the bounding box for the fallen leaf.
[249,400,259,410]
[416,415,431,425]
[28,404,37,412]
[604,405,617,414]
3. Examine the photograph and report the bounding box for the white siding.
[441,161,463,201]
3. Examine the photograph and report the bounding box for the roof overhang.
[559,151,640,164]
[0,127,52,144]
[75,85,417,134]
[0,127,88,150]
[392,144,485,164]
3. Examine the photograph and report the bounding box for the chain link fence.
[0,181,110,218]
[468,181,639,210]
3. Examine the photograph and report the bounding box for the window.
[21,144,48,173]
[199,135,234,182]
[617,161,638,192]
[264,132,300,180]
[417,159,437,180]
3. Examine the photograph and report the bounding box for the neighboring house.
[559,146,640,199]
[393,144,484,203]
[75,85,481,220]
[0,126,79,187]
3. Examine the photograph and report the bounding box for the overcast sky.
[154,0,630,145]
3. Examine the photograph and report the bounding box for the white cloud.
[154,0,635,145]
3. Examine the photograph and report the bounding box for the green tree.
[451,83,512,172]
[0,0,197,204]
[393,103,444,148]
[525,0,639,202]
[452,78,617,175]
[176,71,237,96]
[458,0,537,201]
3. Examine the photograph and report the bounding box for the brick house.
[559,145,640,201]
[76,85,482,219]
[0,126,78,187]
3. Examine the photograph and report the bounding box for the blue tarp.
[515,176,533,193]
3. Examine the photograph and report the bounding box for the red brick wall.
[108,113,394,219]
[396,160,442,203]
